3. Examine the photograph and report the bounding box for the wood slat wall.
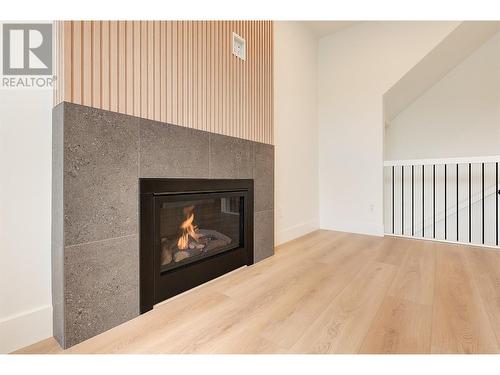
[53,21,274,145]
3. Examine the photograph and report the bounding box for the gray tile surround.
[139,118,210,178]
[52,102,274,348]
[254,210,275,262]
[51,104,64,346]
[64,235,139,347]
[254,142,274,212]
[209,133,254,179]
[64,105,139,246]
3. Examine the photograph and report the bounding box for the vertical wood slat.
[63,22,72,103]
[126,21,134,115]
[140,21,147,118]
[133,21,141,117]
[202,21,207,132]
[196,21,202,131]
[185,21,191,128]
[82,21,92,106]
[72,21,82,105]
[147,22,154,119]
[101,21,110,110]
[154,21,161,121]
[166,22,172,124]
[54,21,273,145]
[92,21,101,108]
[172,21,178,126]
[109,21,118,112]
[118,21,126,113]
[180,21,185,127]
[160,21,166,123]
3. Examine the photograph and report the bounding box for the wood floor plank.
[260,236,382,349]
[431,245,498,354]
[289,260,397,353]
[206,230,345,298]
[359,239,436,354]
[13,231,500,354]
[359,296,433,354]
[12,338,63,354]
[64,290,230,353]
[376,236,412,266]
[221,232,348,299]
[464,247,500,347]
[387,239,436,306]
[140,261,326,353]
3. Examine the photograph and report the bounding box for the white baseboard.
[0,305,53,353]
[320,220,384,237]
[275,219,320,246]
[386,233,500,251]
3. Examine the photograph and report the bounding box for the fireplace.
[139,178,254,312]
[52,102,273,348]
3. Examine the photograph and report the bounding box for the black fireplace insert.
[139,178,254,313]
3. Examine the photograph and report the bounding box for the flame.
[177,206,200,250]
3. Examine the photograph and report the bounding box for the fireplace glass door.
[156,192,243,272]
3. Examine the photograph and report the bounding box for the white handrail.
[384,155,500,167]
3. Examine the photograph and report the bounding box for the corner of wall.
[51,102,65,348]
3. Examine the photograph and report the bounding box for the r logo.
[3,23,52,75]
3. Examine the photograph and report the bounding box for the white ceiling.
[303,21,359,38]
[385,21,500,124]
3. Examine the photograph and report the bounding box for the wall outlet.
[232,32,246,61]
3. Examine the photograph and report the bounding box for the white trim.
[275,219,320,246]
[384,155,500,167]
[321,220,384,237]
[385,233,500,251]
[0,305,53,353]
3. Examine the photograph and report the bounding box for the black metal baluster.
[433,164,436,239]
[445,164,447,240]
[402,165,404,235]
[422,165,425,238]
[469,163,472,243]
[496,162,498,246]
[482,162,485,245]
[392,166,395,234]
[412,165,414,236]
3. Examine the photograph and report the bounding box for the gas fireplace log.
[161,229,233,265]
[197,229,232,244]
[161,238,173,265]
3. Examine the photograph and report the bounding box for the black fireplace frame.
[139,178,254,313]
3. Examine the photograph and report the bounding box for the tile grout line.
[65,233,138,249]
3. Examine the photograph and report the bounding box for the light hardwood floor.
[14,230,500,354]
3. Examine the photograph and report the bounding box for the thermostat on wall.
[232,32,246,61]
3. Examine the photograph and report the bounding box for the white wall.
[274,21,319,245]
[386,31,500,160]
[318,22,460,236]
[0,88,53,351]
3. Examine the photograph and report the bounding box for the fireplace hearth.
[139,178,254,312]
